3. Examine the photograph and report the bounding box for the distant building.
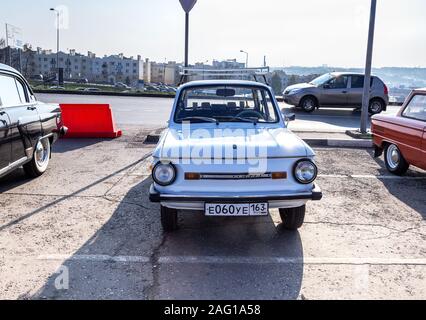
[212,59,245,69]
[2,45,145,86]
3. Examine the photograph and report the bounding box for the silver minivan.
[283,72,389,114]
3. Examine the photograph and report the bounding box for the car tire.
[384,143,409,175]
[279,205,306,230]
[369,99,385,115]
[299,96,317,113]
[23,138,51,178]
[161,206,178,232]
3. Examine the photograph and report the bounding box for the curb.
[303,139,373,148]
[144,134,373,149]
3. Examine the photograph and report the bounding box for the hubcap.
[35,140,49,168]
[386,145,400,169]
[304,99,315,110]
[370,102,382,113]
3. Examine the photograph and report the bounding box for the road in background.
[36,93,401,132]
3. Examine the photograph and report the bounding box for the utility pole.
[360,0,377,134]
[50,8,60,87]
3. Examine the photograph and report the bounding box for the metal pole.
[184,12,189,68]
[360,0,377,134]
[57,11,60,86]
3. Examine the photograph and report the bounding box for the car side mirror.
[285,113,296,122]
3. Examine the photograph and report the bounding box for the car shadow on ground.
[30,175,304,300]
[372,153,426,220]
[52,138,111,153]
[0,168,32,193]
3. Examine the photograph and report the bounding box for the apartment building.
[16,46,144,86]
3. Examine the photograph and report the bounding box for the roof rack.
[178,67,270,86]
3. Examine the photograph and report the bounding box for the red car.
[372,88,426,175]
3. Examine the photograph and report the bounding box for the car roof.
[179,80,270,90]
[330,71,376,77]
[413,87,426,93]
[0,63,21,75]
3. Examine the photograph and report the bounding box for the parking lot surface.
[0,128,425,300]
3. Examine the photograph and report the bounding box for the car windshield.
[310,73,334,86]
[174,85,279,124]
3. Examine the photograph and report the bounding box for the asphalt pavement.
[0,128,424,300]
[36,93,401,132]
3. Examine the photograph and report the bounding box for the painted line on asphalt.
[37,254,426,266]
[38,254,150,263]
[319,174,426,180]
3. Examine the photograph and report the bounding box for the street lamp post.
[240,50,249,68]
[202,60,209,80]
[360,0,377,134]
[50,8,60,87]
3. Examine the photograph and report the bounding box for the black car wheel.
[23,138,51,178]
[384,144,409,175]
[279,205,306,230]
[369,99,385,115]
[299,96,317,113]
[161,206,178,232]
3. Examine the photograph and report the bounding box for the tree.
[271,73,282,95]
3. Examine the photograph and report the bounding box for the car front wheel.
[279,205,306,230]
[23,138,51,178]
[384,143,409,175]
[161,206,178,232]
[299,96,317,113]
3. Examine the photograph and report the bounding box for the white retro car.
[149,80,322,232]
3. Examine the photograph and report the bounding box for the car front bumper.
[149,184,322,210]
[283,94,302,106]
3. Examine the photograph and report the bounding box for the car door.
[0,73,42,164]
[346,75,365,107]
[0,109,11,172]
[399,93,426,169]
[320,75,349,106]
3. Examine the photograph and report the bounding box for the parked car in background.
[30,74,44,82]
[283,72,389,114]
[149,80,322,232]
[76,78,89,84]
[115,82,131,89]
[372,88,426,175]
[0,64,67,179]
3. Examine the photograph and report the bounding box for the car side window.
[351,76,364,88]
[15,79,28,103]
[402,94,426,121]
[0,74,22,107]
[328,76,349,89]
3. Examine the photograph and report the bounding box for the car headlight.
[293,159,318,184]
[152,162,177,186]
[287,88,302,95]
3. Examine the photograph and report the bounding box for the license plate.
[205,203,269,217]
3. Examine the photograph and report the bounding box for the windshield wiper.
[217,116,259,125]
[177,116,219,124]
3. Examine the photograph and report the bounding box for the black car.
[0,64,67,179]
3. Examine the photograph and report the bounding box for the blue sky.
[1,0,425,67]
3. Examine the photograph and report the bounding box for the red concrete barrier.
[59,104,122,138]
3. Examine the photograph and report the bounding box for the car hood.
[154,127,313,160]
[285,83,315,91]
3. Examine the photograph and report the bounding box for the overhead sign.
[5,23,23,49]
[179,0,197,13]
